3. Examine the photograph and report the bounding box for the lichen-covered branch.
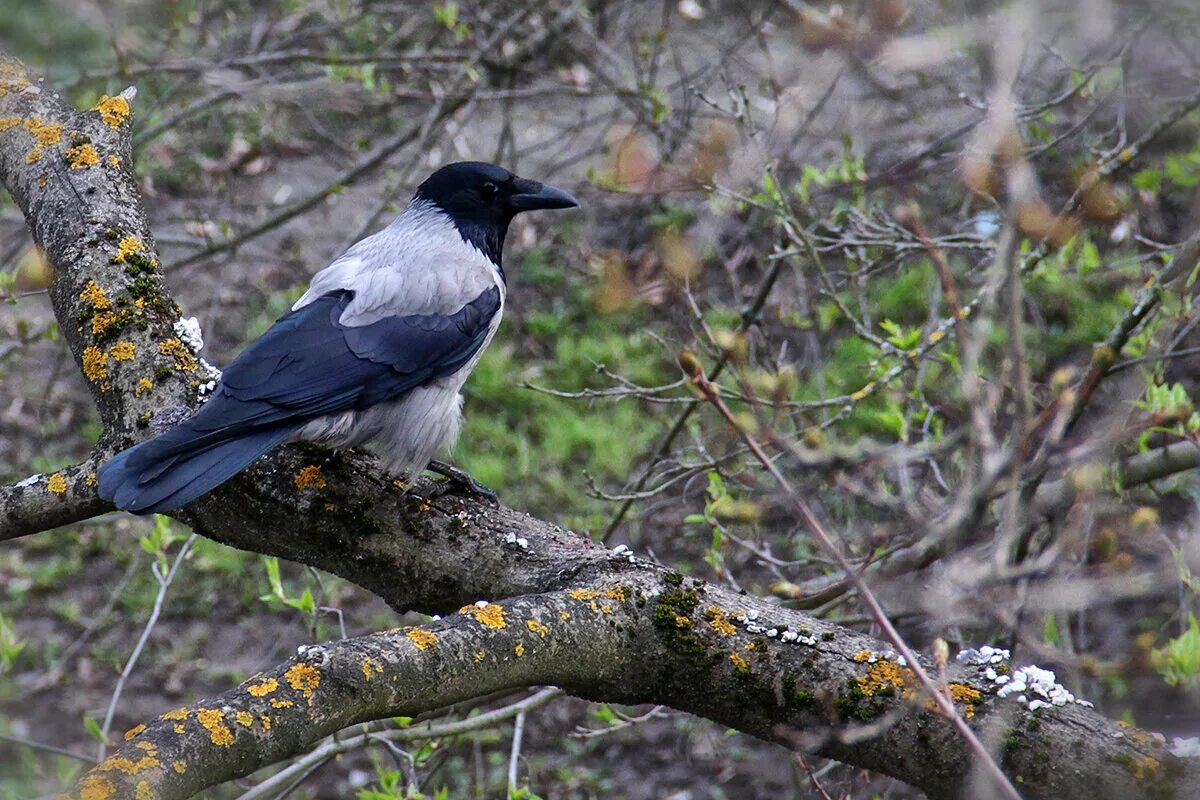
[0,59,195,443]
[3,54,1199,800]
[0,456,110,539]
[67,575,1197,800]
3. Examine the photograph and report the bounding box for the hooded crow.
[98,162,577,514]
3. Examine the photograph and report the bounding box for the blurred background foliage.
[4,0,1200,797]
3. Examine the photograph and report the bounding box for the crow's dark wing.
[162,285,501,451]
[97,286,500,513]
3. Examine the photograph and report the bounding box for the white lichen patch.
[957,644,1010,666]
[174,316,205,352]
[1170,737,1200,758]
[853,649,908,667]
[959,646,1093,711]
[14,473,42,489]
[174,317,222,398]
[610,544,636,561]
[503,532,529,549]
[729,607,817,645]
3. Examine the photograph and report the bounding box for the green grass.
[458,309,674,532]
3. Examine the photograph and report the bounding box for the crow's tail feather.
[98,425,298,515]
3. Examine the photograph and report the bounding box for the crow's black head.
[414,162,577,269]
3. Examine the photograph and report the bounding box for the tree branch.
[0,456,110,539]
[70,577,1196,800]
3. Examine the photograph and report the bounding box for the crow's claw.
[426,459,500,506]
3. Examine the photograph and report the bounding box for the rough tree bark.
[2,56,1197,800]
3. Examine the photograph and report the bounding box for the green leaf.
[84,716,106,744]
[1043,614,1060,646]
[1151,615,1200,687]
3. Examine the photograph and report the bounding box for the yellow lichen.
[23,120,61,147]
[406,628,439,651]
[0,60,30,95]
[107,154,121,168]
[82,346,109,383]
[0,116,20,132]
[122,723,146,741]
[361,656,384,679]
[92,310,119,336]
[559,610,570,620]
[92,94,132,128]
[462,601,507,629]
[108,341,136,361]
[80,280,112,311]
[603,584,631,602]
[78,773,117,800]
[294,465,326,490]
[515,642,525,657]
[172,761,187,774]
[568,588,598,601]
[161,707,188,721]
[159,338,198,372]
[729,652,749,671]
[324,501,337,511]
[197,708,234,746]
[247,677,278,697]
[260,713,272,730]
[269,698,293,709]
[948,683,982,719]
[1131,754,1160,781]
[285,662,321,703]
[134,779,152,800]
[474,650,486,663]
[173,724,185,734]
[86,472,98,487]
[705,606,736,636]
[135,377,154,397]
[66,143,100,169]
[96,741,158,775]
[526,618,549,637]
[22,118,63,164]
[47,473,67,496]
[392,478,407,489]
[856,660,913,697]
[113,235,145,264]
[235,710,254,727]
[852,650,873,663]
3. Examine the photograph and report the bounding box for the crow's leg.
[426,459,499,506]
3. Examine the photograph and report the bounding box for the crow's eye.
[480,181,498,199]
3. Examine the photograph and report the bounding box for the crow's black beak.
[508,179,579,211]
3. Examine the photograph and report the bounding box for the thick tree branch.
[3,55,1199,800]
[69,577,1197,800]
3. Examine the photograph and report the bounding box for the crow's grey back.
[293,200,503,326]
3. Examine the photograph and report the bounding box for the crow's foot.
[426,459,499,506]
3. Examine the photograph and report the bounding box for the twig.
[679,354,1023,800]
[0,732,96,764]
[507,710,526,799]
[235,688,562,800]
[601,244,790,540]
[97,534,197,759]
